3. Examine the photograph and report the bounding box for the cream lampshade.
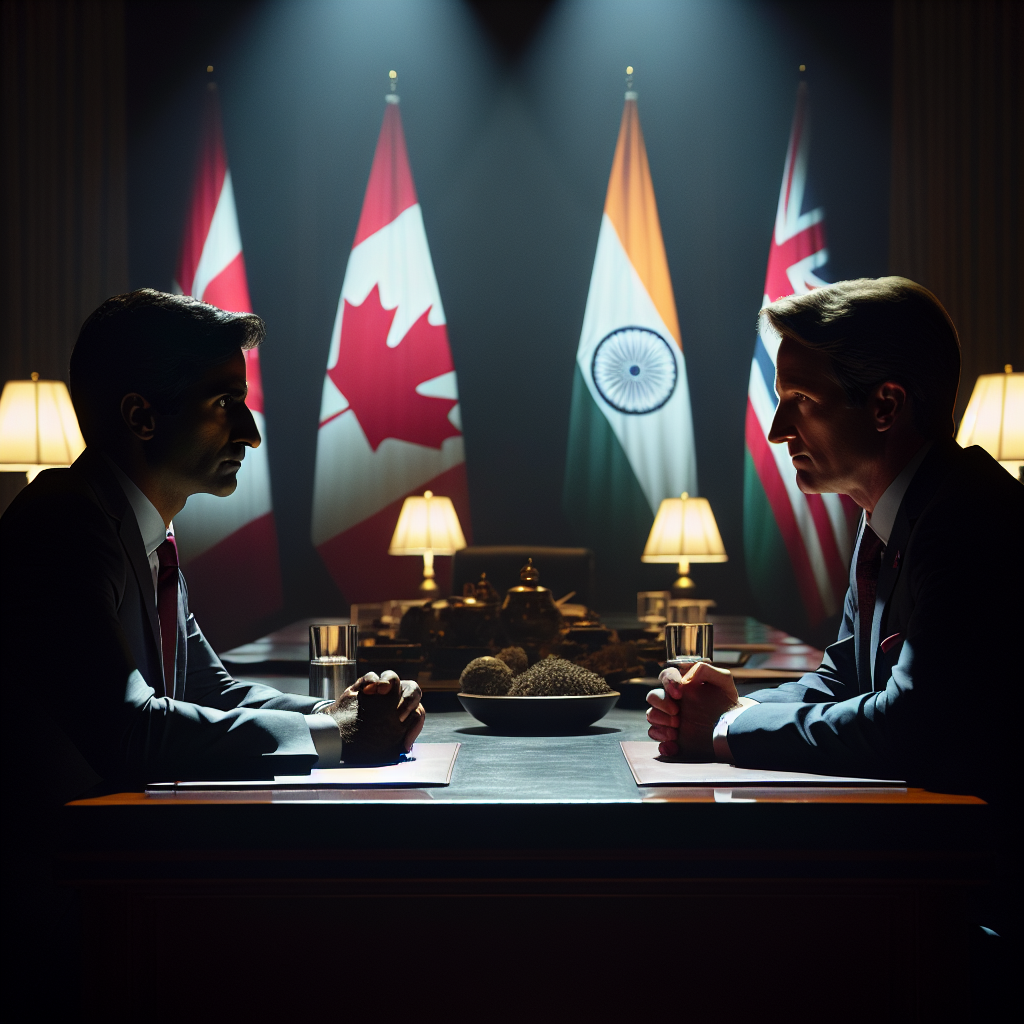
[641,492,728,593]
[388,490,467,592]
[956,364,1024,480]
[0,373,86,482]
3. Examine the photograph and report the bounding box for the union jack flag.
[743,82,860,630]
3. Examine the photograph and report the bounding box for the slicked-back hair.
[762,277,961,438]
[70,289,264,446]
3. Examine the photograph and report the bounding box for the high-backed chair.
[451,546,595,608]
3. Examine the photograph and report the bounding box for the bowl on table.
[457,691,620,734]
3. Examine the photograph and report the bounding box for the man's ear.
[120,393,157,441]
[870,381,909,433]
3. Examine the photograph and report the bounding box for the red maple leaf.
[328,285,460,452]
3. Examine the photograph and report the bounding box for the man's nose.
[767,404,795,445]
[233,403,262,449]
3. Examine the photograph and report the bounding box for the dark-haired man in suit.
[647,276,1022,797]
[0,288,425,803]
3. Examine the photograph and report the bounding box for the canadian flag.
[311,91,471,601]
[172,83,283,649]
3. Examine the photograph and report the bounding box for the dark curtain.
[0,0,127,512]
[890,0,1024,421]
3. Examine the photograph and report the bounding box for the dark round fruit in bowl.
[460,656,513,695]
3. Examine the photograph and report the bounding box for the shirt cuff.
[304,714,342,767]
[712,700,758,763]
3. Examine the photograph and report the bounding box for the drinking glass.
[664,622,713,672]
[309,623,358,702]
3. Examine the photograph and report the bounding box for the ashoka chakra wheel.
[591,326,678,415]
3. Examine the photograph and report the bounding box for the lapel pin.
[892,550,901,569]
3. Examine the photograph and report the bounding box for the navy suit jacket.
[0,448,322,802]
[730,440,1023,798]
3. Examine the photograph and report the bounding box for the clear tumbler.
[664,622,713,673]
[309,623,358,702]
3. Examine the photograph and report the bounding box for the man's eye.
[218,397,229,408]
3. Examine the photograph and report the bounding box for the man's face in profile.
[768,337,878,495]
[151,349,260,498]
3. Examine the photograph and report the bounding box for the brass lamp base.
[670,558,697,595]
[671,573,697,594]
[419,550,438,592]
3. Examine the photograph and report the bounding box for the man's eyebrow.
[776,373,821,395]
[211,381,249,399]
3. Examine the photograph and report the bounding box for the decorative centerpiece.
[457,646,619,734]
[499,559,565,647]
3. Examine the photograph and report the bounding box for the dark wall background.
[6,1,1017,645]
[121,0,891,635]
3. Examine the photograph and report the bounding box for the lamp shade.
[0,374,86,481]
[388,490,467,555]
[641,492,728,563]
[956,366,1024,473]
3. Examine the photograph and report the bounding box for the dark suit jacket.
[731,440,1023,798]
[0,448,322,802]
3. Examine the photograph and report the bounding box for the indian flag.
[563,84,697,603]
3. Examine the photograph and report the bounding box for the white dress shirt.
[711,442,933,763]
[104,457,342,766]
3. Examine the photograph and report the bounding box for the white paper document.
[620,742,904,786]
[147,742,460,791]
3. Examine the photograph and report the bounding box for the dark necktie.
[855,524,885,682]
[156,535,180,698]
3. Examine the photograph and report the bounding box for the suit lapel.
[869,440,962,688]
[73,449,164,675]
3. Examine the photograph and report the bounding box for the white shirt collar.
[102,455,172,557]
[866,441,932,547]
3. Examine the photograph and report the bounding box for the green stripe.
[563,364,658,608]
[743,447,811,639]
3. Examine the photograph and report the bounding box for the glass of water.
[309,623,358,702]
[664,622,713,672]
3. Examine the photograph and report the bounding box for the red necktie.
[156,535,179,698]
[855,524,885,680]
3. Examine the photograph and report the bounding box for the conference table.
[61,620,993,1021]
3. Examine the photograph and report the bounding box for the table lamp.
[956,364,1024,481]
[388,490,467,592]
[641,492,728,593]
[0,373,86,482]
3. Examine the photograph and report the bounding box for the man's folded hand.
[646,662,740,759]
[321,670,425,764]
